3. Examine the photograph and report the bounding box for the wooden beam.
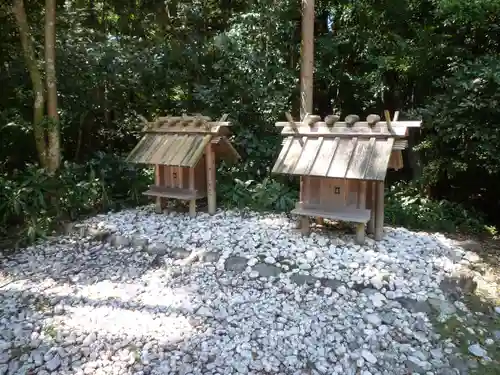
[189,167,196,218]
[374,181,385,241]
[205,143,216,214]
[275,120,421,128]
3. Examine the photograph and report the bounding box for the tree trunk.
[300,0,314,119]
[12,0,47,168]
[45,0,60,172]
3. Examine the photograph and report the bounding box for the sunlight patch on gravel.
[0,206,490,375]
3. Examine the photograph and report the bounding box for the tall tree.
[300,0,314,119]
[12,0,47,167]
[12,0,61,172]
[44,0,60,172]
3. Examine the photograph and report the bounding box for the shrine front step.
[292,203,371,244]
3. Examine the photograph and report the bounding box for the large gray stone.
[146,243,169,256]
[200,252,220,263]
[290,274,316,286]
[396,297,432,314]
[405,356,431,373]
[171,247,191,260]
[224,256,248,272]
[87,227,111,241]
[321,278,343,290]
[253,263,281,278]
[428,298,457,315]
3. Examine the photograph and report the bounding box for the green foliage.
[218,176,297,212]
[418,56,500,182]
[0,154,152,245]
[385,182,491,235]
[2,0,500,237]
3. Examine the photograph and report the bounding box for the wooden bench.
[292,203,371,244]
[143,186,206,213]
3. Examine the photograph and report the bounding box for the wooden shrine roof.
[126,115,240,167]
[272,114,421,181]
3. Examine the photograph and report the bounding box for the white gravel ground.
[0,206,485,375]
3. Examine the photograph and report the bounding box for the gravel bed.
[0,206,488,375]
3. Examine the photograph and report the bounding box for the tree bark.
[45,0,60,172]
[12,0,47,168]
[300,0,314,119]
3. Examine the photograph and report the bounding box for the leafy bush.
[0,154,152,245]
[218,176,297,212]
[385,182,492,235]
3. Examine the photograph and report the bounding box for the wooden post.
[300,0,318,227]
[367,181,375,234]
[205,143,216,214]
[300,216,310,235]
[189,167,196,218]
[375,181,384,240]
[154,165,164,213]
[355,181,367,244]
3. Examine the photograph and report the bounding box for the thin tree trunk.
[12,0,47,168]
[300,0,314,119]
[45,0,60,172]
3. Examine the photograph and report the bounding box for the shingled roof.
[272,116,421,181]
[126,115,240,166]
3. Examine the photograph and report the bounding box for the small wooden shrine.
[126,114,240,217]
[272,111,421,244]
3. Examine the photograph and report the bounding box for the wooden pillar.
[375,181,384,241]
[177,167,183,188]
[299,0,316,228]
[189,167,196,218]
[355,181,367,244]
[367,181,375,234]
[205,143,216,214]
[154,165,164,213]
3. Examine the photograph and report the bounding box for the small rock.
[197,306,213,317]
[304,250,316,261]
[249,270,259,278]
[264,256,276,264]
[381,313,396,325]
[45,355,62,371]
[82,332,97,346]
[493,330,500,340]
[364,313,381,326]
[0,353,8,365]
[406,356,431,373]
[361,350,377,364]
[369,292,386,308]
[468,344,487,358]
[337,285,347,295]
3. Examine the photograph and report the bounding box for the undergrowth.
[385,182,495,236]
[0,156,495,247]
[0,152,152,246]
